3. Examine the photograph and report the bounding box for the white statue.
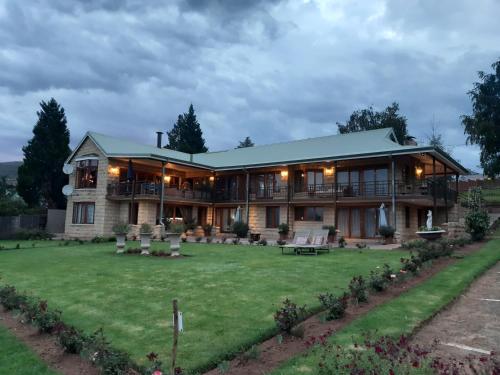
[426,210,433,230]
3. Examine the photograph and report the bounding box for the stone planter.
[166,232,182,256]
[279,233,288,241]
[115,233,127,253]
[140,232,152,255]
[416,230,446,241]
[383,236,394,245]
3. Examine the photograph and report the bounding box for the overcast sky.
[1,0,499,171]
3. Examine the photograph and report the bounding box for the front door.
[337,206,386,238]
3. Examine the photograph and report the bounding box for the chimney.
[156,131,163,148]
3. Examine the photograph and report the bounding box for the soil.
[203,242,485,375]
[0,308,99,375]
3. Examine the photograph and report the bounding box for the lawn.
[0,240,406,373]
[272,231,500,374]
[0,324,56,375]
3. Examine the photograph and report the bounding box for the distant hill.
[0,161,22,184]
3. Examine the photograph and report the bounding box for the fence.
[0,210,65,239]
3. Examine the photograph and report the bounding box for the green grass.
[272,232,500,374]
[459,187,500,204]
[0,240,406,373]
[0,324,56,375]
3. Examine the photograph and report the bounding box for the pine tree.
[166,104,208,153]
[236,136,255,148]
[17,98,71,208]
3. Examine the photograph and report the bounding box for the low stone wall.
[442,221,470,240]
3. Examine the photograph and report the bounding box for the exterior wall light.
[324,167,334,176]
[415,166,423,178]
[164,175,171,183]
[280,170,288,178]
[209,176,215,182]
[108,166,120,176]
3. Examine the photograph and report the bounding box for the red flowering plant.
[316,333,499,375]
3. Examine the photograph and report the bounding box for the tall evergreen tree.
[17,98,71,208]
[337,102,413,145]
[236,136,255,148]
[166,104,208,153]
[462,59,500,178]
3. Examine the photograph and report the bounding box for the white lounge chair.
[280,230,311,254]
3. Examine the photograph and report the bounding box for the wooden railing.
[107,179,457,203]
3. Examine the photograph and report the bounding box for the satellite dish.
[62,164,74,174]
[62,185,74,196]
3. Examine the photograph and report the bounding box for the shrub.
[169,222,186,234]
[401,239,427,249]
[258,238,268,246]
[13,229,53,240]
[181,237,187,243]
[145,352,164,375]
[369,270,389,292]
[400,255,421,274]
[232,221,249,238]
[338,236,346,248]
[202,224,213,236]
[232,238,240,245]
[195,236,202,243]
[465,209,490,241]
[91,236,106,243]
[83,329,137,375]
[276,239,286,245]
[140,223,153,234]
[32,300,62,333]
[318,292,349,320]
[112,222,130,235]
[348,276,368,304]
[184,218,197,231]
[206,236,213,244]
[278,223,290,235]
[55,323,87,354]
[274,299,306,333]
[322,225,336,237]
[378,225,395,238]
[0,285,27,310]
[221,236,228,244]
[381,264,394,281]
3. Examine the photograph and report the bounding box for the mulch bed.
[204,241,485,375]
[122,249,191,259]
[0,308,98,375]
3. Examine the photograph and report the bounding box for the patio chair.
[280,230,311,255]
[297,229,330,255]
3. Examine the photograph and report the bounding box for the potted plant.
[166,221,185,257]
[184,218,197,236]
[378,225,395,244]
[112,222,130,253]
[322,225,337,244]
[202,223,213,237]
[277,223,289,241]
[232,221,249,238]
[139,223,153,255]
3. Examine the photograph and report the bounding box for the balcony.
[107,181,212,202]
[107,179,457,205]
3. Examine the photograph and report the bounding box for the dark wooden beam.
[432,156,437,218]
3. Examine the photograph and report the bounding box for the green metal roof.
[67,128,468,174]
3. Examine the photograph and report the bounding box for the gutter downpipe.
[245,170,250,224]
[159,161,166,230]
[391,156,396,229]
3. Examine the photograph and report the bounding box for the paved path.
[412,261,500,358]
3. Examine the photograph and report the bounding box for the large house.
[63,128,467,242]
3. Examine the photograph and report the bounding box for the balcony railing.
[107,181,212,201]
[107,179,457,204]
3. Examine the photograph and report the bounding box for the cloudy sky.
[0,0,499,171]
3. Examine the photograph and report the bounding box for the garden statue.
[426,210,432,230]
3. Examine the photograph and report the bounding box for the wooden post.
[171,299,179,375]
[286,166,291,225]
[391,157,396,229]
[245,170,250,224]
[159,161,166,227]
[455,173,459,203]
[211,172,216,227]
[333,161,338,229]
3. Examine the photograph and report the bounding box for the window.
[294,206,324,221]
[253,172,281,197]
[266,206,280,228]
[72,202,95,224]
[75,159,98,188]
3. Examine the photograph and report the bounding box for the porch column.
[455,173,459,203]
[159,161,166,227]
[432,156,437,218]
[286,165,291,225]
[333,161,338,229]
[211,171,216,226]
[245,170,250,224]
[391,157,396,228]
[444,163,448,223]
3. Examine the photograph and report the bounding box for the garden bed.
[122,248,191,259]
[0,308,98,375]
